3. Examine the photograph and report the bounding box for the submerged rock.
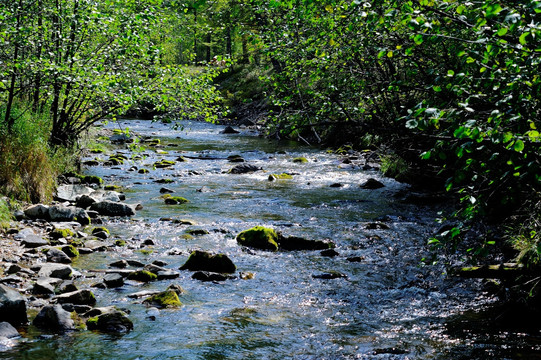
[0,284,27,326]
[142,290,182,308]
[86,310,133,333]
[33,304,75,332]
[236,226,279,251]
[312,271,347,280]
[179,250,236,273]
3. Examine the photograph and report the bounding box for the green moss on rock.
[236,226,279,251]
[115,239,126,246]
[154,159,175,168]
[268,173,293,181]
[127,270,157,282]
[92,227,110,235]
[61,245,79,258]
[143,290,182,308]
[50,228,75,240]
[164,196,189,205]
[79,175,104,185]
[292,157,308,163]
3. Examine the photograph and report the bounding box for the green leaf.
[519,32,530,45]
[414,34,423,45]
[497,27,508,36]
[447,69,455,77]
[513,139,525,152]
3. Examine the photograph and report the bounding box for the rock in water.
[54,290,96,306]
[142,290,182,308]
[277,236,335,251]
[228,164,262,174]
[221,126,240,134]
[90,201,135,217]
[360,178,385,189]
[33,304,75,332]
[0,285,27,326]
[46,248,72,264]
[236,226,279,251]
[179,250,236,273]
[38,264,73,279]
[86,310,133,333]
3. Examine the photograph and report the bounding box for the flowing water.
[3,120,540,359]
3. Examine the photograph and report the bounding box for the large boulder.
[33,304,75,332]
[54,289,96,306]
[48,205,90,225]
[179,250,236,273]
[24,204,50,220]
[55,185,94,202]
[0,284,27,326]
[86,310,133,333]
[236,226,279,251]
[360,178,385,189]
[89,201,135,217]
[0,322,19,339]
[37,263,73,279]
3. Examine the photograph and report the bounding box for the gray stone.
[37,263,73,279]
[103,273,124,288]
[55,185,94,202]
[24,204,50,220]
[191,271,233,282]
[32,280,56,296]
[0,284,27,326]
[89,201,135,217]
[360,178,385,189]
[48,205,89,225]
[54,289,96,306]
[0,322,19,338]
[157,270,180,280]
[46,248,72,264]
[13,227,35,240]
[33,304,75,332]
[22,235,48,248]
[228,164,262,174]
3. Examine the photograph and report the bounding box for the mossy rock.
[179,234,194,240]
[138,168,150,174]
[154,160,175,168]
[144,138,161,146]
[127,270,157,282]
[61,245,79,258]
[155,178,174,184]
[142,290,182,308]
[156,150,168,155]
[172,219,197,225]
[186,229,209,236]
[137,249,154,256]
[176,156,187,162]
[86,311,133,333]
[115,239,126,247]
[92,226,110,235]
[164,196,189,205]
[236,226,279,251]
[79,175,104,185]
[107,157,124,166]
[292,157,308,163]
[268,173,293,181]
[104,185,123,191]
[89,148,104,154]
[50,228,75,240]
[180,250,236,273]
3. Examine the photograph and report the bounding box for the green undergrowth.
[0,102,77,203]
[0,198,13,229]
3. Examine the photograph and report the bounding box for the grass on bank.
[0,102,77,204]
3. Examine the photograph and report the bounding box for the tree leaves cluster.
[0,0,223,146]
[246,1,541,268]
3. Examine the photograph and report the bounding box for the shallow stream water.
[3,120,540,359]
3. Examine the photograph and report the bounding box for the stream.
[3,119,540,359]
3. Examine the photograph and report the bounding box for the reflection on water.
[3,120,540,359]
